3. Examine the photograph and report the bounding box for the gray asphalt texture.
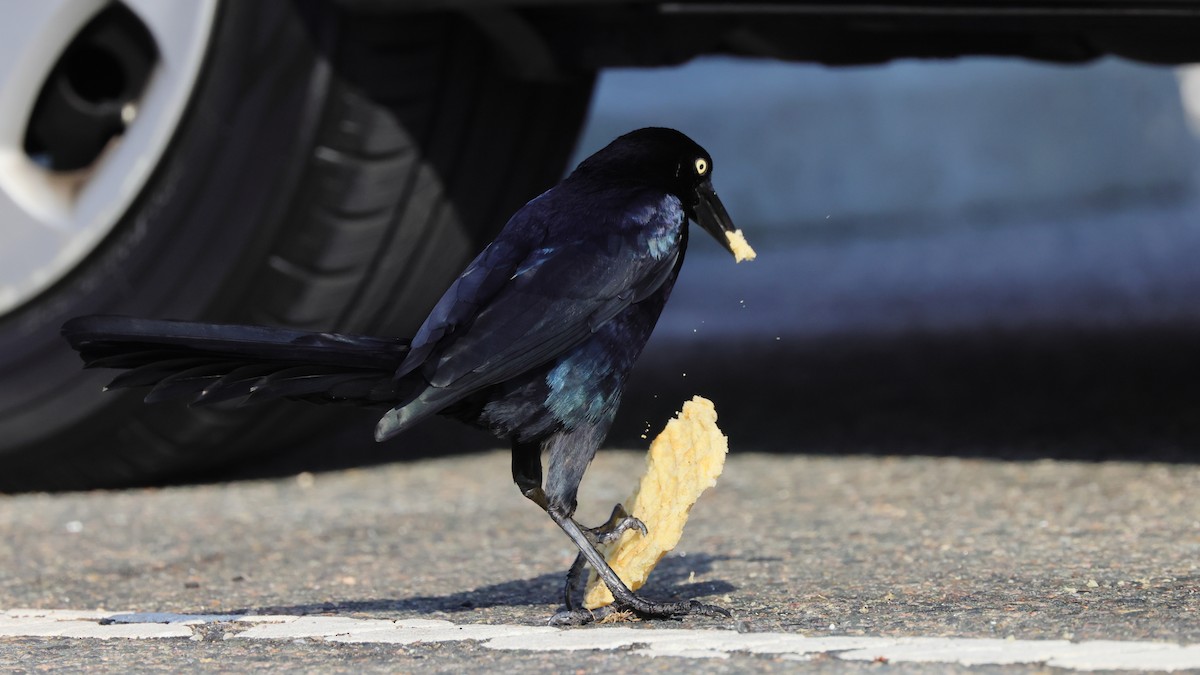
[4,446,1199,671]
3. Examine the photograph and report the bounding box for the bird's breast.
[634,195,684,261]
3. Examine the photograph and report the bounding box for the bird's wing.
[377,193,683,439]
[425,233,678,389]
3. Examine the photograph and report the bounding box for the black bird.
[63,127,745,625]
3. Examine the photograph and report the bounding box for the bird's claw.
[549,598,731,626]
[585,503,646,545]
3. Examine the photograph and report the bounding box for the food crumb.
[599,610,638,624]
[725,229,757,263]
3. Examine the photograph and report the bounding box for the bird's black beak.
[690,179,737,256]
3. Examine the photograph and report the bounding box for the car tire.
[0,1,594,491]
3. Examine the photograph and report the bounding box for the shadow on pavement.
[230,554,734,617]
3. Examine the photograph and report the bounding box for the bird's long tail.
[62,315,408,407]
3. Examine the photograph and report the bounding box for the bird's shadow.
[232,553,735,617]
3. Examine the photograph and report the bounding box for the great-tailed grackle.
[63,127,746,625]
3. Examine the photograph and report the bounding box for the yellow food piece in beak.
[725,229,757,263]
[583,395,728,609]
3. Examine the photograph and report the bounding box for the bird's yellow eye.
[694,157,708,176]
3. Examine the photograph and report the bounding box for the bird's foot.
[550,596,731,626]
[585,503,647,545]
[562,504,647,610]
[547,504,731,626]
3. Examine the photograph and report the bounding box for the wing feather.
[376,190,684,440]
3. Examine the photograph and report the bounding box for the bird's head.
[573,127,741,258]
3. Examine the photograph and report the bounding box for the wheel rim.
[0,0,218,316]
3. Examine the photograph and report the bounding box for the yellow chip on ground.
[726,229,757,263]
[584,395,728,608]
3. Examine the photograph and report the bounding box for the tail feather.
[142,362,247,404]
[63,315,408,407]
[198,363,290,405]
[241,367,391,404]
[106,358,222,391]
[86,349,195,370]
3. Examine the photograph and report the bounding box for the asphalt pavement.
[3,443,1199,671]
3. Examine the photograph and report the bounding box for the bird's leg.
[586,503,647,545]
[512,440,549,509]
[547,506,731,626]
[562,550,589,611]
[512,440,591,609]
[513,435,728,624]
[563,504,648,611]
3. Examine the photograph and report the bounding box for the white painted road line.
[0,610,191,640]
[2,609,1198,670]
